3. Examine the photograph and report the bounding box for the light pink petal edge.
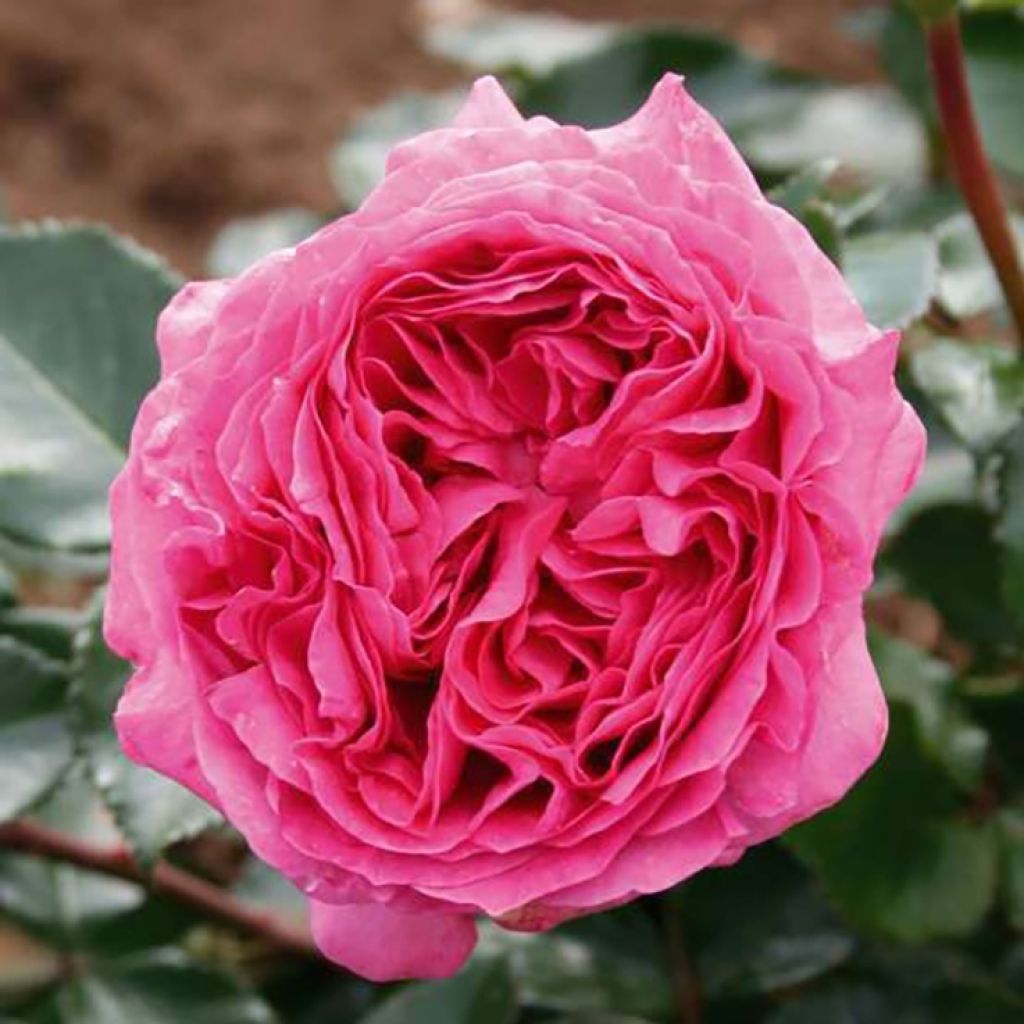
[309,900,477,981]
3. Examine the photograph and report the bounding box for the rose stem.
[925,11,1024,342]
[663,898,702,1024]
[0,818,320,961]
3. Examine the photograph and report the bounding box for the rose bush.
[105,75,925,981]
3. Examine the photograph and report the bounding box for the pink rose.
[106,75,925,981]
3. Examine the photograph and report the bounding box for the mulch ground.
[0,0,882,274]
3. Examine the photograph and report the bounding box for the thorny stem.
[0,818,320,961]
[925,12,1024,343]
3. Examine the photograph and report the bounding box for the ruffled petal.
[114,651,215,806]
[595,73,759,197]
[105,72,923,984]
[452,75,524,130]
[792,601,888,815]
[155,279,231,375]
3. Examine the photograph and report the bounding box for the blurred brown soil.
[0,0,883,275]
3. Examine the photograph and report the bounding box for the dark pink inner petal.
[153,220,876,900]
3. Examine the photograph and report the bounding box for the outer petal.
[309,901,477,981]
[688,183,876,360]
[594,73,759,196]
[791,601,888,814]
[722,599,888,850]
[452,75,524,130]
[155,279,231,375]
[106,402,212,800]
[114,652,216,806]
[824,331,927,544]
[541,809,731,910]
[383,76,532,183]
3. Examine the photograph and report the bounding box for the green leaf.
[32,949,276,1024]
[961,671,1024,791]
[871,632,989,791]
[842,231,939,328]
[998,809,1024,929]
[0,606,84,663]
[737,85,926,183]
[936,213,1024,319]
[911,339,1024,452]
[768,162,844,264]
[0,561,14,608]
[787,708,999,942]
[521,27,926,179]
[963,1,1024,10]
[330,92,465,210]
[902,0,959,22]
[271,971,376,1024]
[766,983,893,1024]
[681,844,854,999]
[476,904,673,1019]
[0,774,198,962]
[999,941,1024,997]
[886,502,1016,659]
[0,223,178,550]
[882,5,935,123]
[798,201,844,265]
[546,1017,655,1024]
[423,10,616,76]
[768,964,1024,1023]
[861,183,963,233]
[0,851,188,962]
[0,224,174,450]
[963,11,1024,179]
[829,184,891,232]
[768,160,839,215]
[206,208,323,278]
[361,957,516,1024]
[521,27,925,178]
[930,982,1024,1023]
[0,637,73,822]
[998,421,1024,633]
[884,440,975,536]
[0,775,145,950]
[2,800,266,1024]
[71,594,220,866]
[518,28,807,131]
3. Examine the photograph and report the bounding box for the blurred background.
[0,0,883,273]
[1,2,1023,1023]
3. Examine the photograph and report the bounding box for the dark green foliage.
[886,503,1017,661]
[70,594,221,866]
[0,638,74,823]
[360,958,517,1024]
[0,224,177,550]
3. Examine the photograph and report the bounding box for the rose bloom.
[107,76,925,980]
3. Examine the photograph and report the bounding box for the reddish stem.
[0,819,319,960]
[663,900,702,1024]
[926,13,1024,342]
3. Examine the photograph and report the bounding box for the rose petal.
[309,900,476,980]
[595,73,759,197]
